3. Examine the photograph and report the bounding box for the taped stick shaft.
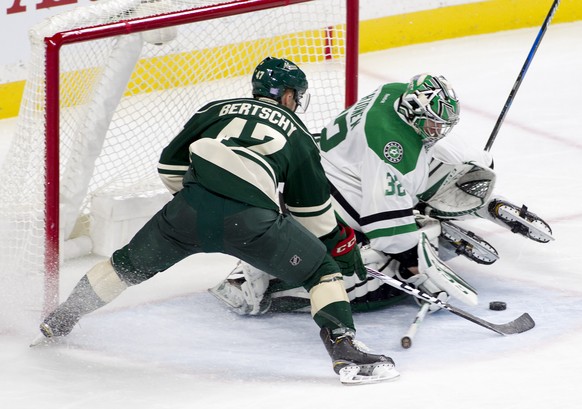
[401,302,430,349]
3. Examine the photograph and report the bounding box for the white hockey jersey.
[319,83,430,255]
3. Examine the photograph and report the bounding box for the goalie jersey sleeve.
[319,83,430,254]
[160,97,336,238]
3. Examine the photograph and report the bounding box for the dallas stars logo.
[384,141,403,163]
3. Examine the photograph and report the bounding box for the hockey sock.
[43,260,128,336]
[309,273,355,333]
[42,275,106,336]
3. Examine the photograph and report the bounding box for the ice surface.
[1,21,581,409]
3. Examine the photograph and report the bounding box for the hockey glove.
[330,224,366,280]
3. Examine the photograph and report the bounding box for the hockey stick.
[484,0,561,152]
[366,267,535,335]
[401,302,430,349]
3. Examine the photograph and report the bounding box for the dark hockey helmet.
[252,57,309,108]
[397,74,460,147]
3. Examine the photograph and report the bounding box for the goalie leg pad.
[396,232,478,311]
[240,262,271,314]
[418,232,478,306]
[208,261,272,315]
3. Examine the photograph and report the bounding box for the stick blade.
[448,304,535,335]
[492,312,536,335]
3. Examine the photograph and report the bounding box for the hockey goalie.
[209,74,554,319]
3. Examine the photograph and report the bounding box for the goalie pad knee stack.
[395,233,478,312]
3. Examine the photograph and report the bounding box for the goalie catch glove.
[417,161,496,219]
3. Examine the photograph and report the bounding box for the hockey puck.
[489,301,507,311]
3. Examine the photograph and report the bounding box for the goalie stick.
[484,0,560,152]
[366,267,535,336]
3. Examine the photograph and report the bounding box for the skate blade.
[339,364,400,385]
[497,206,554,243]
[440,222,499,264]
[29,333,61,348]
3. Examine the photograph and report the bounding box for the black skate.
[30,274,108,347]
[440,220,499,265]
[488,199,554,243]
[41,307,80,337]
[320,327,399,384]
[30,306,82,347]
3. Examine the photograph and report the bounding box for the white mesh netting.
[0,0,352,331]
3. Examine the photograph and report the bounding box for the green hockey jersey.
[158,97,336,238]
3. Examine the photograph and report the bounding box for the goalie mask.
[397,74,460,147]
[252,57,309,111]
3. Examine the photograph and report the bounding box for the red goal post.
[0,0,359,324]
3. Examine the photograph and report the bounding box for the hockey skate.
[488,199,554,243]
[439,220,499,265]
[30,307,80,347]
[320,327,400,385]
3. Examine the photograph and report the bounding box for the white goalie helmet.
[397,74,460,147]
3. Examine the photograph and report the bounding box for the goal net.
[0,0,358,331]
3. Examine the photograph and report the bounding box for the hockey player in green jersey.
[33,57,399,384]
[211,73,553,316]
